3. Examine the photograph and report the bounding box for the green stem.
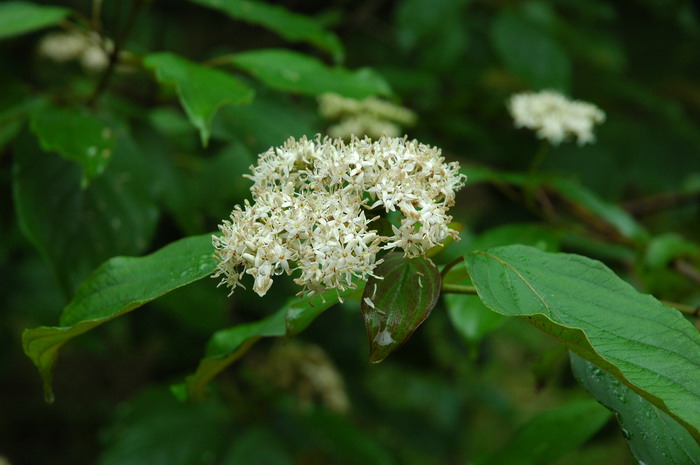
[440,256,464,278]
[441,283,478,294]
[673,259,700,287]
[91,0,103,34]
[528,141,550,177]
[524,141,550,210]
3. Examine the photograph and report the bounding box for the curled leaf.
[361,252,441,363]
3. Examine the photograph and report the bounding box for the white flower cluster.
[318,93,417,140]
[213,136,466,298]
[38,31,114,73]
[508,90,606,146]
[253,341,350,413]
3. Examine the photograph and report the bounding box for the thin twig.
[623,190,700,216]
[528,141,550,177]
[441,283,478,294]
[87,0,147,106]
[441,256,465,278]
[535,187,558,222]
[674,259,700,286]
[91,0,103,34]
[522,142,549,209]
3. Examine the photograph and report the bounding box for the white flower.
[318,93,416,140]
[318,93,363,119]
[38,31,87,62]
[213,136,466,298]
[508,90,606,146]
[38,30,115,73]
[254,341,350,413]
[79,33,113,73]
[328,115,401,140]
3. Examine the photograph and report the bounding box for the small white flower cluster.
[37,31,114,73]
[252,341,350,413]
[213,136,466,297]
[318,93,417,140]
[508,90,606,146]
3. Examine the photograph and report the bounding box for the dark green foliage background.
[1,0,700,464]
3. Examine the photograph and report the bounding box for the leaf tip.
[198,128,210,148]
[368,351,388,364]
[170,382,188,402]
[43,386,56,404]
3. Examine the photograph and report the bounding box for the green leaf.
[444,294,507,356]
[221,428,294,465]
[286,286,361,337]
[99,387,231,465]
[0,2,69,40]
[473,398,610,465]
[394,0,470,50]
[559,231,637,264]
[361,252,441,363]
[463,166,647,242]
[0,82,43,151]
[13,128,158,293]
[135,119,208,235]
[571,354,700,465]
[467,223,559,253]
[197,143,257,219]
[492,10,571,90]
[212,91,321,153]
[22,234,216,402]
[189,0,343,63]
[30,103,116,187]
[466,245,700,440]
[183,310,285,401]
[152,278,229,336]
[461,165,527,186]
[228,49,392,99]
[144,52,254,146]
[394,0,470,71]
[645,232,699,269]
[549,177,647,241]
[184,291,343,400]
[0,118,22,153]
[365,364,464,430]
[302,409,395,465]
[143,130,256,235]
[558,23,626,73]
[147,107,199,149]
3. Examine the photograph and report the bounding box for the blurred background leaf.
[228,49,393,98]
[13,128,158,294]
[468,245,700,439]
[572,354,700,465]
[0,2,69,40]
[3,0,700,463]
[22,234,215,402]
[98,387,232,465]
[473,398,610,465]
[189,0,344,63]
[492,9,571,91]
[144,52,255,146]
[30,102,116,186]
